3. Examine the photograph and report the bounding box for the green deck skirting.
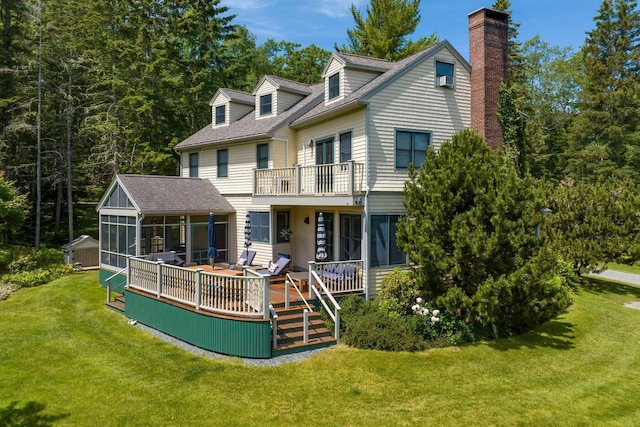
[125,290,272,358]
[99,269,127,289]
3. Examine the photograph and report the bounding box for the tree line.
[1,0,639,252]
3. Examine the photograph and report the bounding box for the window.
[190,215,228,264]
[339,131,352,162]
[189,152,199,177]
[370,215,406,267]
[215,105,225,125]
[328,72,340,100]
[395,130,430,169]
[217,149,228,178]
[436,61,454,87]
[100,215,136,268]
[340,214,361,261]
[249,211,270,243]
[276,211,290,243]
[105,185,134,208]
[256,143,269,169]
[260,94,272,116]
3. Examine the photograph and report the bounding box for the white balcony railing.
[254,161,364,197]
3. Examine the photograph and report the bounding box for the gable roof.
[62,234,98,250]
[322,52,392,77]
[175,83,324,150]
[97,175,234,215]
[252,75,313,96]
[292,41,470,127]
[209,88,254,106]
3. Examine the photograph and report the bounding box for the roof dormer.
[322,53,392,105]
[209,89,253,128]
[252,75,311,120]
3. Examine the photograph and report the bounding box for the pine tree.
[568,0,640,182]
[336,0,438,61]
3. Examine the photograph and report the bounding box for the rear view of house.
[96,7,509,358]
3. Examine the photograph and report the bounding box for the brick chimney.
[469,8,509,149]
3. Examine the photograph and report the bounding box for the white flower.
[416,297,423,304]
[432,309,440,316]
[412,304,420,311]
[431,316,440,323]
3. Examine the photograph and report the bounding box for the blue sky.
[221,0,606,60]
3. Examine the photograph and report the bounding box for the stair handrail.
[105,265,128,304]
[285,272,313,312]
[309,270,341,341]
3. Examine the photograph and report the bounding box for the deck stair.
[106,294,126,313]
[271,300,336,357]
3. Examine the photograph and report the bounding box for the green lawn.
[606,262,640,276]
[1,271,640,426]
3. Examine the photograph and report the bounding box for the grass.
[1,271,640,426]
[606,262,640,276]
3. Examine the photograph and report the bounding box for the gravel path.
[133,322,332,366]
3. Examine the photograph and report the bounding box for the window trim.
[249,211,270,243]
[370,214,406,267]
[339,130,352,163]
[217,148,228,178]
[435,60,455,88]
[328,72,340,100]
[215,105,226,125]
[259,94,272,116]
[256,143,269,169]
[395,129,431,170]
[188,152,199,178]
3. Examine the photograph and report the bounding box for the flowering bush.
[279,228,292,241]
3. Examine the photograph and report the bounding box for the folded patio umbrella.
[316,212,327,261]
[207,212,218,265]
[244,212,252,249]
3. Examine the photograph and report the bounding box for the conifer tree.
[568,0,640,182]
[336,0,438,61]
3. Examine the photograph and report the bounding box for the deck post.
[303,309,309,344]
[263,276,270,320]
[308,261,315,299]
[335,308,340,342]
[106,281,111,304]
[348,160,355,195]
[156,261,164,298]
[295,164,301,195]
[285,279,290,309]
[126,255,132,288]
[195,269,202,310]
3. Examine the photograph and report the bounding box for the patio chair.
[228,250,256,270]
[256,256,291,277]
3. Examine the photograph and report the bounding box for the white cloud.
[314,0,366,18]
[222,0,273,11]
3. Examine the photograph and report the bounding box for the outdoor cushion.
[267,262,277,273]
[237,257,246,266]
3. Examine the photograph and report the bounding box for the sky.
[220,0,607,60]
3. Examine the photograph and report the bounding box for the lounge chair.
[229,250,256,270]
[256,256,291,277]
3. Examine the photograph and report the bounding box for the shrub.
[1,264,73,289]
[377,268,420,316]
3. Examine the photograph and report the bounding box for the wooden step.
[272,335,336,357]
[106,300,125,313]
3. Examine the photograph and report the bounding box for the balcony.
[253,161,365,205]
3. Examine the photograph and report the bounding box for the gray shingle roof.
[324,52,393,75]
[175,83,324,150]
[253,75,313,96]
[116,174,234,214]
[210,88,254,106]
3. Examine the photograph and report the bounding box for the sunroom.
[96,174,234,286]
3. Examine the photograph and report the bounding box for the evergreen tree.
[568,0,640,182]
[492,0,526,87]
[396,129,572,333]
[336,0,438,61]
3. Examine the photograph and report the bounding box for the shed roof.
[61,235,98,250]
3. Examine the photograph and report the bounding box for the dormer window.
[215,105,226,125]
[260,94,272,116]
[328,73,340,100]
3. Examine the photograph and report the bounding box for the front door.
[315,137,334,193]
[340,214,362,260]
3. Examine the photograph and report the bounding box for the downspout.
[363,103,371,300]
[136,213,145,257]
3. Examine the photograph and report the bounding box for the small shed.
[62,235,99,268]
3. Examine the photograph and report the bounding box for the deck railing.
[128,257,270,319]
[309,260,365,295]
[254,161,365,197]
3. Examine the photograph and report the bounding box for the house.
[97,8,509,358]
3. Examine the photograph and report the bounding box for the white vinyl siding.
[255,81,277,119]
[366,47,470,192]
[276,91,304,114]
[343,68,382,95]
[295,109,366,167]
[211,93,253,127]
